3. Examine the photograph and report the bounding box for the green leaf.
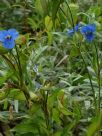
[0,71,13,86]
[45,16,53,31]
[53,131,62,136]
[58,100,73,116]
[87,112,102,136]
[70,46,79,58]
[52,108,61,125]
[35,0,44,16]
[40,0,48,16]
[13,121,38,134]
[8,89,26,101]
[0,44,8,55]
[51,0,64,25]
[34,46,48,62]
[27,18,38,30]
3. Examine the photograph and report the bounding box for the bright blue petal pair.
[68,23,81,36]
[80,24,96,42]
[0,29,19,49]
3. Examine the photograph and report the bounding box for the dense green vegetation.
[0,0,102,135]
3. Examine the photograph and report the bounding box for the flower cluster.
[68,23,96,42]
[0,29,19,49]
[0,24,96,50]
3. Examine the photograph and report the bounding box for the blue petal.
[0,30,7,42]
[2,38,15,49]
[80,24,96,34]
[8,29,19,40]
[74,23,81,31]
[80,26,89,34]
[67,23,81,36]
[82,33,94,42]
[85,33,94,42]
[87,24,96,32]
[67,29,74,36]
[80,24,96,42]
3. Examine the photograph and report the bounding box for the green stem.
[15,46,30,104]
[78,44,97,114]
[9,50,19,69]
[15,46,23,86]
[9,50,20,75]
[94,43,101,112]
[84,45,93,65]
[42,90,49,130]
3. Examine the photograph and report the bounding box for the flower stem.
[94,43,101,112]
[78,44,97,114]
[15,46,23,86]
[9,50,20,75]
[41,89,49,130]
[15,46,30,104]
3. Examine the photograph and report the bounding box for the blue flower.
[0,29,19,49]
[68,23,81,36]
[80,24,96,42]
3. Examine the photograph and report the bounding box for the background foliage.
[0,0,102,136]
